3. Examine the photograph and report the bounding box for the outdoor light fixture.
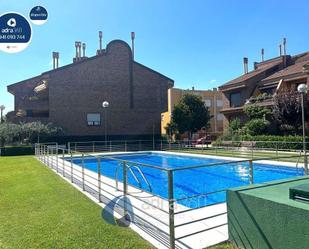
[102,101,109,108]
[297,83,308,175]
[102,101,109,144]
[0,105,5,123]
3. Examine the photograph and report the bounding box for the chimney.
[243,57,248,74]
[99,31,102,50]
[77,42,82,59]
[131,32,135,60]
[52,52,59,69]
[283,38,287,55]
[52,52,56,69]
[96,31,103,55]
[279,44,282,56]
[261,48,264,62]
[82,43,86,57]
[75,41,78,59]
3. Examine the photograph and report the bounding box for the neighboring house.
[7,38,174,138]
[219,50,309,129]
[161,87,224,139]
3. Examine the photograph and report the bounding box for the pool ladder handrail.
[115,162,153,193]
[296,150,303,170]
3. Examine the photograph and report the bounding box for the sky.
[1,0,309,114]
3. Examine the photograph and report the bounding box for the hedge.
[214,135,308,150]
[0,146,35,156]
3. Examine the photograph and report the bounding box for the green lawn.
[0,156,153,249]
[170,148,302,163]
[208,242,238,249]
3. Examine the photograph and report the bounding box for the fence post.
[62,150,65,177]
[139,140,142,151]
[98,157,102,202]
[122,161,128,218]
[251,142,254,159]
[56,145,59,173]
[276,142,278,160]
[161,140,163,151]
[70,152,73,183]
[68,142,71,154]
[304,152,308,176]
[47,147,50,166]
[43,145,45,163]
[82,153,85,191]
[168,170,175,249]
[249,160,254,184]
[110,141,112,152]
[92,142,95,153]
[125,140,127,152]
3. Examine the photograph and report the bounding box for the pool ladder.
[115,162,152,193]
[296,150,304,171]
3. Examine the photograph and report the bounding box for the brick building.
[219,43,309,130]
[161,87,224,139]
[7,37,174,138]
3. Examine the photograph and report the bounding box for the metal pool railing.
[34,143,307,249]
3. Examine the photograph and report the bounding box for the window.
[161,114,164,121]
[87,113,101,126]
[230,92,241,107]
[204,99,212,107]
[217,113,224,121]
[216,99,223,107]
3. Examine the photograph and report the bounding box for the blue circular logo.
[0,12,32,53]
[29,6,48,25]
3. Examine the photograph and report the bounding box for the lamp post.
[102,101,109,144]
[0,105,5,123]
[298,84,308,175]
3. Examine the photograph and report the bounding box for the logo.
[7,18,16,27]
[29,6,48,25]
[101,196,134,227]
[0,12,32,53]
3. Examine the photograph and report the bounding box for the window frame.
[230,92,241,107]
[87,113,101,126]
[204,99,212,107]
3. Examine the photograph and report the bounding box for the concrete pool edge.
[86,150,303,168]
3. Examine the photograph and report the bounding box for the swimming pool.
[69,152,304,208]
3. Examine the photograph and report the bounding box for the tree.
[0,122,22,146]
[171,94,211,139]
[243,104,271,136]
[273,90,309,134]
[244,119,270,136]
[243,104,271,119]
[164,121,178,141]
[229,118,242,134]
[0,121,64,146]
[21,122,64,143]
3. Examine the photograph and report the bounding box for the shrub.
[214,134,306,150]
[244,119,270,136]
[0,146,35,156]
[229,118,242,133]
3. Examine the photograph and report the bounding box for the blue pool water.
[69,152,304,208]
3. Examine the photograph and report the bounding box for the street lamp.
[0,105,5,123]
[297,83,308,175]
[102,101,109,144]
